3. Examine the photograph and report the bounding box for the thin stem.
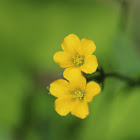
[118,0,132,33]
[105,73,132,82]
[119,1,129,32]
[105,73,140,86]
[87,72,140,87]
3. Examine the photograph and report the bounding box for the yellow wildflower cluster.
[50,34,101,119]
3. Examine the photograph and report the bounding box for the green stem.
[118,0,132,33]
[87,71,140,87]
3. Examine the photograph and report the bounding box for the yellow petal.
[63,68,86,91]
[71,100,89,119]
[53,51,74,68]
[85,81,101,102]
[81,38,96,56]
[55,97,73,116]
[63,67,75,79]
[61,34,82,56]
[50,79,72,98]
[80,55,98,74]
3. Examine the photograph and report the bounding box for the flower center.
[73,55,84,66]
[74,90,85,100]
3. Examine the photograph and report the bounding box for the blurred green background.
[0,0,140,140]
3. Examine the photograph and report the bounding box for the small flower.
[54,34,98,75]
[50,69,101,119]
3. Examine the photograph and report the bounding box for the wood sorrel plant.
[48,33,140,119]
[49,34,101,119]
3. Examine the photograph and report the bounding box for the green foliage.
[0,1,140,140]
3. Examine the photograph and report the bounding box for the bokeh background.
[0,0,140,140]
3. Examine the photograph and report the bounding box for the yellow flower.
[50,69,101,119]
[54,34,98,75]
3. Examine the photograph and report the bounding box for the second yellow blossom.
[50,69,101,119]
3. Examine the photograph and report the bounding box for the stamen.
[73,55,84,66]
[73,90,85,100]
